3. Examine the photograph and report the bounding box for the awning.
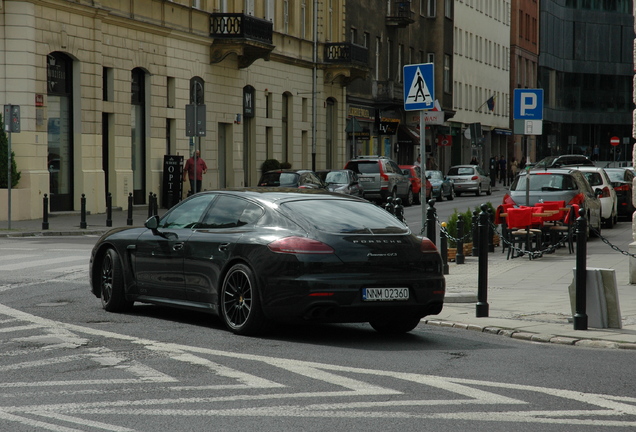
[397,124,420,144]
[493,128,512,135]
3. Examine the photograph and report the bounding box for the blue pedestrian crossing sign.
[403,63,435,111]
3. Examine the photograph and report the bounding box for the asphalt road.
[1,225,636,431]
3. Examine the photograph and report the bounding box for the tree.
[0,114,21,188]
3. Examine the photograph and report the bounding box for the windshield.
[510,173,577,192]
[428,171,443,180]
[259,172,300,187]
[282,199,409,234]
[347,161,379,174]
[448,167,474,176]
[325,171,348,184]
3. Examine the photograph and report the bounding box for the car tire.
[370,316,421,334]
[413,189,421,205]
[475,185,481,196]
[437,191,444,202]
[405,187,414,207]
[605,214,614,229]
[486,184,492,196]
[221,263,267,336]
[447,187,455,201]
[100,249,133,313]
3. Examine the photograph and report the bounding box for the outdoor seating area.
[496,201,579,259]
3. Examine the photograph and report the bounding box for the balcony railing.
[386,1,415,27]
[210,13,273,44]
[324,43,369,65]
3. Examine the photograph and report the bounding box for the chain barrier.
[435,213,473,245]
[589,225,636,258]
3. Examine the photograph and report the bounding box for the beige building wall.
[0,0,348,221]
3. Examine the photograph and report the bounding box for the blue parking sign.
[513,89,543,120]
[403,63,435,111]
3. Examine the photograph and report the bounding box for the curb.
[423,319,636,350]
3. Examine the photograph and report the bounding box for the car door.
[133,194,217,300]
[388,160,409,196]
[184,195,265,305]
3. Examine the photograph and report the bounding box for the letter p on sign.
[521,94,537,116]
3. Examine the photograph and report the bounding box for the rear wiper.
[541,186,561,191]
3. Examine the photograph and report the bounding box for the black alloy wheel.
[100,249,133,312]
[221,263,266,335]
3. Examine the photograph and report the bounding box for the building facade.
[345,0,455,171]
[539,0,634,163]
[1,0,365,221]
[452,0,512,170]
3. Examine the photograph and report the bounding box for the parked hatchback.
[576,166,618,228]
[344,156,412,205]
[446,165,491,196]
[503,168,602,236]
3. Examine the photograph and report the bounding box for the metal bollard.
[426,199,436,245]
[440,222,449,275]
[472,210,479,256]
[573,207,588,330]
[80,194,87,229]
[127,193,133,226]
[106,193,112,227]
[42,194,49,230]
[476,204,490,317]
[456,214,465,265]
[488,207,495,253]
[148,192,154,219]
[153,193,159,216]
[394,198,404,222]
[384,196,395,215]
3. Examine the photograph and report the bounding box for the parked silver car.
[344,156,412,205]
[446,165,492,196]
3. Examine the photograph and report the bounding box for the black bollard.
[476,204,490,317]
[148,192,154,219]
[426,199,436,245]
[127,193,133,226]
[384,196,395,215]
[573,208,588,330]
[80,194,87,229]
[106,193,112,227]
[440,222,449,275]
[456,215,465,265]
[42,194,49,230]
[472,210,479,256]
[394,198,404,222]
[153,193,159,216]
[488,207,495,252]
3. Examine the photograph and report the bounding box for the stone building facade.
[1,0,361,221]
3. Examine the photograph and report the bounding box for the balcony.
[386,1,415,27]
[209,13,274,68]
[323,43,370,84]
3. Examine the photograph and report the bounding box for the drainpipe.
[311,0,318,171]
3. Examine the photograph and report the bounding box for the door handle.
[173,243,184,251]
[219,242,230,251]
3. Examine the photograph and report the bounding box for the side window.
[160,195,216,229]
[200,195,263,228]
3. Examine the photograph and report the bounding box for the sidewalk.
[2,208,636,349]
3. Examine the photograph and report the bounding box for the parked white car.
[576,166,618,228]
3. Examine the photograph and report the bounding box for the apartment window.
[245,0,255,15]
[265,0,274,23]
[427,0,436,17]
[387,39,392,79]
[375,37,381,81]
[301,0,306,38]
[443,54,451,93]
[350,28,357,44]
[363,32,369,48]
[445,0,452,18]
[398,44,404,82]
[102,67,113,101]
[427,52,435,64]
[167,76,175,108]
[283,0,289,33]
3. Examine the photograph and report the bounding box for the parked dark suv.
[534,154,594,169]
[344,156,412,205]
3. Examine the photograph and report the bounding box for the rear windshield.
[259,172,300,187]
[448,167,474,176]
[346,161,380,174]
[325,171,348,184]
[606,170,626,182]
[510,173,577,191]
[582,172,603,187]
[281,199,409,234]
[428,171,443,180]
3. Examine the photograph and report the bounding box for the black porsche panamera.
[89,188,445,335]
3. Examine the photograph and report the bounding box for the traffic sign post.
[403,63,435,235]
[3,104,20,230]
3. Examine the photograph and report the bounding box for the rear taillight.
[614,184,630,192]
[600,187,611,198]
[471,176,479,180]
[420,238,438,253]
[380,173,389,181]
[268,236,334,254]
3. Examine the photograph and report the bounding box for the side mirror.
[145,215,160,230]
[595,188,603,197]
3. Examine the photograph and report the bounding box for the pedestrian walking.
[183,150,207,195]
[498,155,507,185]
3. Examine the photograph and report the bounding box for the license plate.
[362,287,409,301]
[358,177,372,182]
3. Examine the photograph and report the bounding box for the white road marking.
[0,256,87,272]
[0,303,634,428]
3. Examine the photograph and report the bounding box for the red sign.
[437,134,452,147]
[610,136,620,146]
[35,94,44,107]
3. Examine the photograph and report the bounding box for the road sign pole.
[421,111,427,236]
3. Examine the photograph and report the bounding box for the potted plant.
[444,208,473,260]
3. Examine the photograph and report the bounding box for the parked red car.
[399,165,432,205]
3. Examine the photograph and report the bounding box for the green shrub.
[280,161,292,169]
[261,159,280,173]
[445,208,473,247]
